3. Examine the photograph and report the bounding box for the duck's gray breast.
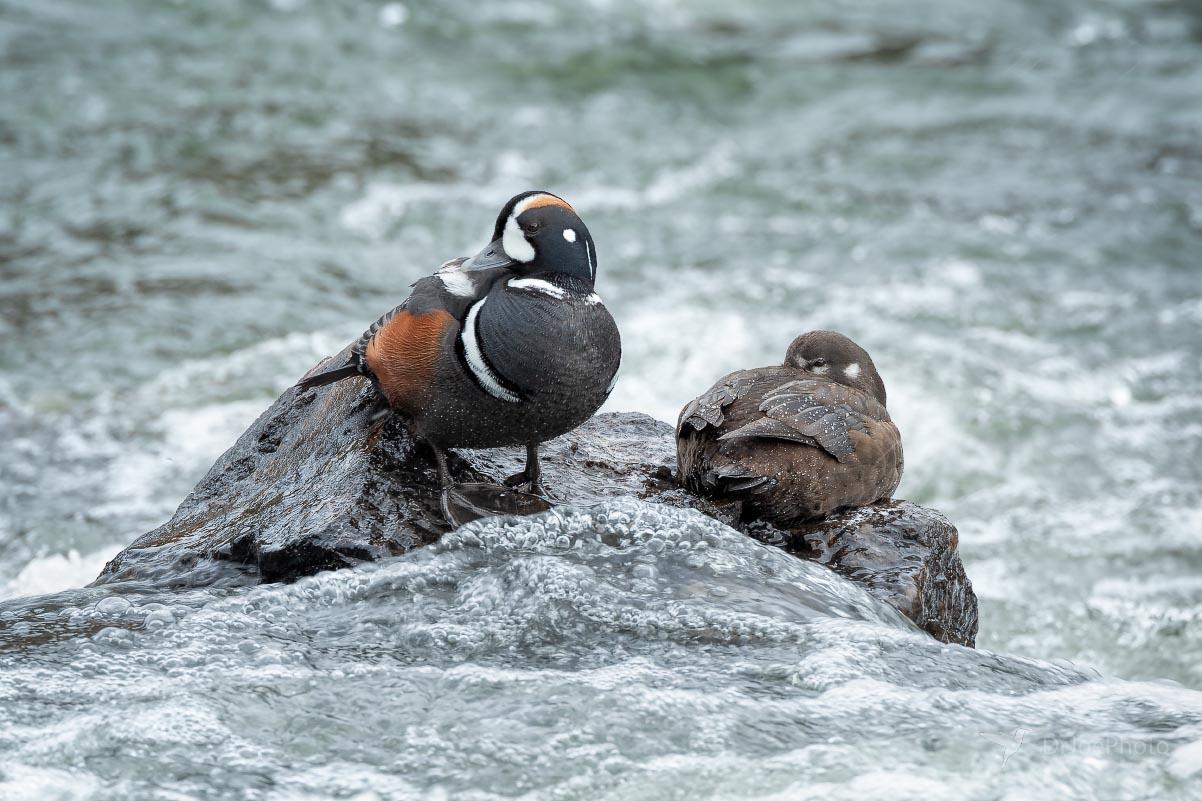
[477,281,621,405]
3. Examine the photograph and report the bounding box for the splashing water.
[3,501,1198,799]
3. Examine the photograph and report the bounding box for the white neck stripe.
[509,277,566,299]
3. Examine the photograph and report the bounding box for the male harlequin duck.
[297,191,621,493]
[676,330,902,524]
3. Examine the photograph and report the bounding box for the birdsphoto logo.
[979,728,1029,767]
[979,729,1174,768]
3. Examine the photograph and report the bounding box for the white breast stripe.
[439,269,475,297]
[462,298,520,403]
[605,359,620,395]
[509,277,566,299]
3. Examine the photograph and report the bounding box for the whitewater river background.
[2,0,1201,798]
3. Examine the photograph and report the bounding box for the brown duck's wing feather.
[719,378,889,464]
[677,371,766,434]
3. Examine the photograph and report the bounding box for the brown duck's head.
[783,330,887,406]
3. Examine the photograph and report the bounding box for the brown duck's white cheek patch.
[844,363,861,379]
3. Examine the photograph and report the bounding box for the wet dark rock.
[94,349,978,646]
[745,503,979,648]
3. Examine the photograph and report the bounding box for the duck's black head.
[465,191,597,285]
[784,330,887,406]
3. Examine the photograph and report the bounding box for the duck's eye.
[523,220,542,234]
[810,358,827,368]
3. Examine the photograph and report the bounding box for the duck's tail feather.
[703,467,773,495]
[295,363,360,391]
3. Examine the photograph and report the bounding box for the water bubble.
[94,595,132,617]
[632,564,657,580]
[143,606,176,629]
[91,626,132,645]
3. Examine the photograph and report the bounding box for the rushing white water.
[2,0,1201,798]
[3,501,1199,800]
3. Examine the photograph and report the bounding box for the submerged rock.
[95,352,978,646]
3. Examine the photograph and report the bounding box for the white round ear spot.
[563,228,577,243]
[844,363,861,379]
[502,213,535,263]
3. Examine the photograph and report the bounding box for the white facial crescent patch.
[502,213,535,263]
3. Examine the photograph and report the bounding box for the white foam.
[338,184,410,239]
[95,400,265,519]
[600,302,762,422]
[1169,739,1202,779]
[1,544,123,600]
[338,182,463,240]
[0,764,102,801]
[377,2,407,28]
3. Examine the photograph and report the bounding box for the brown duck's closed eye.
[675,330,902,525]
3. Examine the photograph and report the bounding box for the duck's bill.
[463,238,517,271]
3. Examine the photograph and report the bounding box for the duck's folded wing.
[360,261,520,362]
[678,372,758,434]
[717,379,884,464]
[298,260,507,390]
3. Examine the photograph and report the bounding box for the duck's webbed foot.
[503,442,545,496]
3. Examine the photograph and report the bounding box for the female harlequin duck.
[676,330,902,524]
[297,191,621,493]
